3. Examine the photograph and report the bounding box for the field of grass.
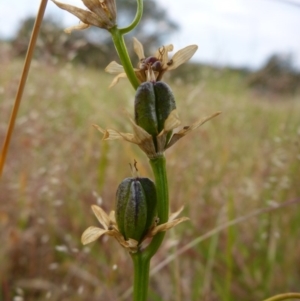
[1,52,300,301]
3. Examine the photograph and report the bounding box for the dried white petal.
[155,44,174,66]
[105,61,125,74]
[91,205,110,229]
[150,217,189,236]
[168,45,198,70]
[64,23,90,34]
[81,226,108,245]
[169,206,184,221]
[133,37,145,60]
[163,109,181,132]
[166,111,221,149]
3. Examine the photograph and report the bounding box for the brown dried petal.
[168,45,198,71]
[52,1,104,28]
[163,109,181,132]
[150,217,189,236]
[155,44,174,67]
[166,111,221,150]
[133,37,145,60]
[82,0,112,25]
[169,206,184,221]
[81,226,108,245]
[105,61,125,74]
[64,23,90,34]
[105,0,117,21]
[91,205,110,230]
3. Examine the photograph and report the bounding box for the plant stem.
[119,0,143,35]
[130,155,169,301]
[131,252,151,301]
[145,155,169,260]
[0,0,48,177]
[110,27,140,90]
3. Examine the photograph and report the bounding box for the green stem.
[131,252,151,301]
[130,155,169,301]
[119,0,143,35]
[261,293,300,301]
[145,155,169,260]
[109,27,140,90]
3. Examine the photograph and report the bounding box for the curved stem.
[109,27,140,90]
[131,252,151,301]
[119,0,143,35]
[144,155,169,260]
[262,293,300,301]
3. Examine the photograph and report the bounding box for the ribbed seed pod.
[134,82,158,137]
[134,81,176,146]
[115,177,157,242]
[153,81,176,133]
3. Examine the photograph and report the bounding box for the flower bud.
[134,81,176,143]
[115,177,157,242]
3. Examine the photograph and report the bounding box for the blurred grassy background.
[0,45,300,301]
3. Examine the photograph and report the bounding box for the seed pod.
[134,82,158,137]
[153,81,176,133]
[115,177,157,242]
[134,81,176,141]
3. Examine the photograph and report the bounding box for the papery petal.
[52,0,104,28]
[105,62,129,87]
[166,111,221,150]
[135,70,147,83]
[82,0,112,26]
[93,124,133,141]
[133,37,145,60]
[169,206,184,221]
[128,117,157,157]
[81,226,108,245]
[108,73,128,88]
[167,45,198,70]
[64,22,90,34]
[109,210,116,224]
[150,217,189,236]
[128,116,153,144]
[126,238,139,249]
[91,205,111,229]
[155,44,174,66]
[105,0,117,21]
[156,133,167,154]
[163,109,181,132]
[119,239,138,253]
[105,61,125,74]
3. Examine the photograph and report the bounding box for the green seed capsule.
[153,81,176,133]
[134,82,158,137]
[134,81,176,139]
[115,177,157,242]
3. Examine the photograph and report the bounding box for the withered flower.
[81,205,188,253]
[93,110,221,159]
[147,206,189,238]
[105,38,198,87]
[81,205,139,252]
[52,0,117,33]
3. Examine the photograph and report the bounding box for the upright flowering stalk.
[52,1,219,300]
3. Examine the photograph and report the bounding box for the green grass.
[1,56,300,301]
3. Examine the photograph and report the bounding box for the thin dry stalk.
[0,0,48,177]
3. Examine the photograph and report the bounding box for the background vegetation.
[0,9,300,301]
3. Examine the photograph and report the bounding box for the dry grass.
[1,52,300,301]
